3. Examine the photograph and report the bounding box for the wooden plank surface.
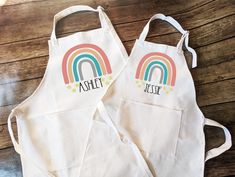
[0,0,234,176]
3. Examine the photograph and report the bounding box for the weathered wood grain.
[0,0,156,44]
[0,104,16,125]
[0,78,42,107]
[144,15,235,52]
[1,0,154,7]
[201,101,235,125]
[0,123,17,149]
[126,33,235,61]
[119,0,235,42]
[205,149,235,177]
[0,0,232,45]
[205,122,235,151]
[0,56,48,84]
[1,0,42,6]
[196,79,235,107]
[195,37,235,67]
[191,59,235,85]
[1,1,234,64]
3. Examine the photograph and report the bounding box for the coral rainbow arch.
[135,52,176,86]
[62,44,112,84]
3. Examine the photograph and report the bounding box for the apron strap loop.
[204,118,232,162]
[177,31,197,68]
[8,110,55,177]
[8,110,21,154]
[97,5,104,11]
[139,13,197,68]
[50,5,107,44]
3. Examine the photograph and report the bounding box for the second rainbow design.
[135,52,176,94]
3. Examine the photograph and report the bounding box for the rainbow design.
[62,44,112,84]
[135,52,176,86]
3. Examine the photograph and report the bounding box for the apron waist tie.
[204,118,232,162]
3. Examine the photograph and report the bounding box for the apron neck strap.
[139,14,197,68]
[50,5,108,44]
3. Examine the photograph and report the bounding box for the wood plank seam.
[0,14,234,66]
[0,0,225,45]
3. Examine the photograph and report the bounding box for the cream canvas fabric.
[7,5,152,177]
[77,102,153,177]
[8,7,232,177]
[101,14,232,177]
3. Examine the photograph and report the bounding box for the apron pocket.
[117,99,182,157]
[17,106,96,172]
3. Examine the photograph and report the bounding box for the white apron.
[7,5,152,177]
[101,14,232,177]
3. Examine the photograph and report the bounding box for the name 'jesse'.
[144,83,162,95]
